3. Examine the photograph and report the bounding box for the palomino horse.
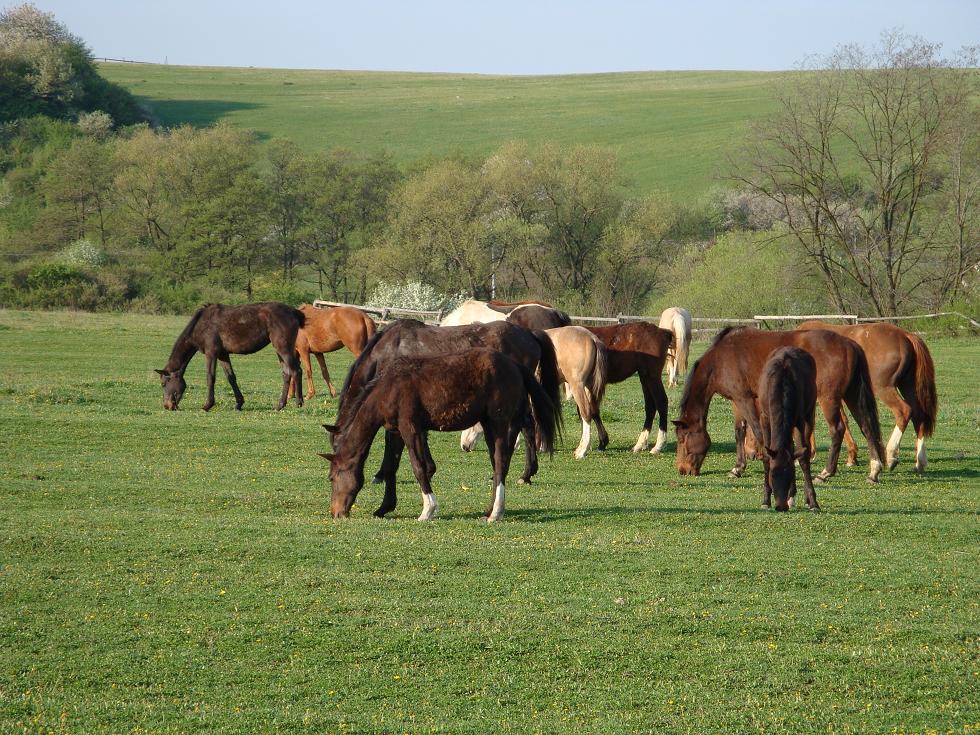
[675,327,884,483]
[462,325,608,458]
[334,319,562,485]
[757,347,819,512]
[321,349,560,521]
[658,307,692,387]
[797,320,937,473]
[440,298,568,328]
[288,304,376,399]
[156,302,304,411]
[587,322,673,454]
[440,299,507,326]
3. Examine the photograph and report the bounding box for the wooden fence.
[311,300,980,334]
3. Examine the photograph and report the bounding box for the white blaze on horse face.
[915,436,927,472]
[418,492,439,521]
[574,418,591,459]
[460,424,483,451]
[886,425,904,463]
[488,482,506,522]
[650,429,668,455]
[631,428,650,453]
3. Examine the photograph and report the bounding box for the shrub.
[26,261,84,290]
[367,281,467,314]
[60,238,105,268]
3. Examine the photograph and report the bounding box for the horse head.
[156,368,186,410]
[674,418,711,475]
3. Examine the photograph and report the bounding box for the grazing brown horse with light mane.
[675,327,884,483]
[321,349,560,521]
[156,302,304,411]
[586,322,673,454]
[797,320,937,473]
[288,304,376,399]
[757,347,819,512]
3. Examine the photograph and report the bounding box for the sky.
[30,0,980,74]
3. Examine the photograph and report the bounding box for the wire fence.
[312,300,980,336]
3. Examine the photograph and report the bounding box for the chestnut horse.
[321,349,560,521]
[675,327,884,483]
[461,325,608,459]
[587,322,673,454]
[288,304,376,399]
[757,347,819,512]
[334,319,562,485]
[797,320,937,474]
[658,307,692,388]
[156,302,304,411]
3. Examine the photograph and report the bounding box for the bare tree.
[737,31,979,316]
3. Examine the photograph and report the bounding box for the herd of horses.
[157,299,937,520]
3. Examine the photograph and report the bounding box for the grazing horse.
[334,319,562,485]
[586,322,673,454]
[462,325,608,459]
[658,307,692,387]
[757,347,819,512]
[288,304,376,399]
[506,304,572,331]
[321,349,559,521]
[156,302,304,411]
[674,327,884,483]
[797,320,937,473]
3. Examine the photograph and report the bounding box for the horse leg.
[839,410,858,467]
[294,344,313,399]
[648,372,669,454]
[375,431,404,518]
[874,385,912,471]
[731,397,763,478]
[202,352,217,411]
[760,452,772,509]
[631,374,655,452]
[403,428,438,521]
[798,439,820,512]
[486,426,513,522]
[372,430,399,485]
[896,376,929,474]
[570,382,592,459]
[314,353,336,398]
[277,351,303,410]
[218,356,244,410]
[815,398,845,483]
[731,416,748,478]
[594,409,610,451]
[518,411,538,485]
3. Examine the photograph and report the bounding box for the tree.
[737,31,979,315]
[40,136,115,246]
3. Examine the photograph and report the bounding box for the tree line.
[0,6,976,319]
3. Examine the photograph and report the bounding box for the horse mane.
[339,324,386,399]
[710,325,745,349]
[678,357,702,413]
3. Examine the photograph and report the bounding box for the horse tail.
[518,362,560,456]
[531,329,563,437]
[672,312,690,377]
[292,308,306,328]
[588,339,609,418]
[845,345,884,464]
[907,332,937,437]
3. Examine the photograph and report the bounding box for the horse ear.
[672,420,687,429]
[322,423,339,434]
[765,446,778,459]
[317,452,336,462]
[793,446,808,460]
[154,369,167,376]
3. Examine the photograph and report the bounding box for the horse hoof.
[913,465,925,475]
[202,404,214,412]
[887,458,899,471]
[846,460,857,467]
[517,477,528,486]
[809,505,821,513]
[729,469,742,479]
[761,503,771,510]
[866,476,878,485]
[370,475,384,485]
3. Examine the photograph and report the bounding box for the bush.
[367,281,467,314]
[25,261,84,290]
[59,237,105,268]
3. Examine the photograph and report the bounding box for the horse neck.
[336,396,383,470]
[165,332,198,374]
[765,373,794,454]
[679,356,715,427]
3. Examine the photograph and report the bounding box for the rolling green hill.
[100,63,784,196]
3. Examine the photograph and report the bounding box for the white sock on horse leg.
[488,482,505,522]
[650,429,667,454]
[632,428,650,453]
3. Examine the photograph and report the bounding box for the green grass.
[100,64,783,196]
[1,309,977,734]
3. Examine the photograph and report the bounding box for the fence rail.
[311,301,979,333]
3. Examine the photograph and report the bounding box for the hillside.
[99,63,784,196]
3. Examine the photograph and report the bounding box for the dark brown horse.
[586,322,673,453]
[321,349,559,521]
[505,304,571,330]
[156,302,304,411]
[797,320,937,473]
[675,327,884,483]
[288,304,376,399]
[487,298,555,312]
[334,319,562,485]
[757,347,819,512]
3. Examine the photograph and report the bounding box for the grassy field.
[0,309,977,734]
[99,64,783,196]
